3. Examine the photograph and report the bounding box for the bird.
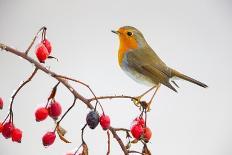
[112,26,208,110]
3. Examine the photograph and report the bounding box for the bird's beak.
[111,30,119,35]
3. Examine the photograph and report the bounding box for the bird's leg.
[133,86,156,106]
[146,83,161,111]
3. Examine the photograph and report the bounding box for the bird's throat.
[118,37,138,64]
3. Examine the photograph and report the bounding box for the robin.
[112,26,207,110]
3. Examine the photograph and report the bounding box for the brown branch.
[9,67,38,122]
[128,150,143,154]
[107,130,110,155]
[88,95,138,103]
[109,127,129,155]
[114,128,130,132]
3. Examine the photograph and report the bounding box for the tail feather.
[171,69,208,88]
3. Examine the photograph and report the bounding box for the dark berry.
[86,111,99,129]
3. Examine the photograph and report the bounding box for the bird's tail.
[171,69,208,88]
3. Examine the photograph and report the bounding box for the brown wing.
[126,48,177,92]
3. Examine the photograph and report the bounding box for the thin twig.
[9,68,38,122]
[88,95,138,102]
[128,150,143,154]
[55,97,77,131]
[114,128,130,132]
[25,26,46,55]
[81,124,87,144]
[107,130,110,155]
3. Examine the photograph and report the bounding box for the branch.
[109,127,129,155]
[1,44,93,109]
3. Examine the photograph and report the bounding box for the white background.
[0,0,231,155]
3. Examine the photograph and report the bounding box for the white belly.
[121,65,156,87]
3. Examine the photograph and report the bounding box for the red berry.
[99,114,111,130]
[42,131,56,146]
[42,39,52,55]
[143,127,152,142]
[0,122,3,133]
[35,107,49,122]
[133,117,145,127]
[130,124,143,139]
[0,97,3,109]
[48,101,62,119]
[35,43,49,63]
[2,122,14,139]
[12,128,22,143]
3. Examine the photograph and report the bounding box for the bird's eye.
[127,31,133,36]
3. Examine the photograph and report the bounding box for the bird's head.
[112,26,148,52]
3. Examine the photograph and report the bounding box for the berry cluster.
[0,98,22,143]
[86,111,111,131]
[130,117,152,142]
[35,100,62,146]
[35,38,52,63]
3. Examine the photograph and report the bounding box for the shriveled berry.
[99,114,111,130]
[0,122,3,133]
[42,39,52,54]
[12,128,22,143]
[42,131,56,146]
[132,117,145,127]
[130,124,143,140]
[2,122,14,139]
[35,43,49,63]
[143,127,152,142]
[35,107,49,122]
[0,97,3,109]
[48,101,62,119]
[86,111,99,129]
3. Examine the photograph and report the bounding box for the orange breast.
[118,35,138,65]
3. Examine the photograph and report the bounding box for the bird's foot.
[132,96,142,107]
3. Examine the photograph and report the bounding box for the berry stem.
[25,26,47,55]
[81,124,87,144]
[54,97,77,131]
